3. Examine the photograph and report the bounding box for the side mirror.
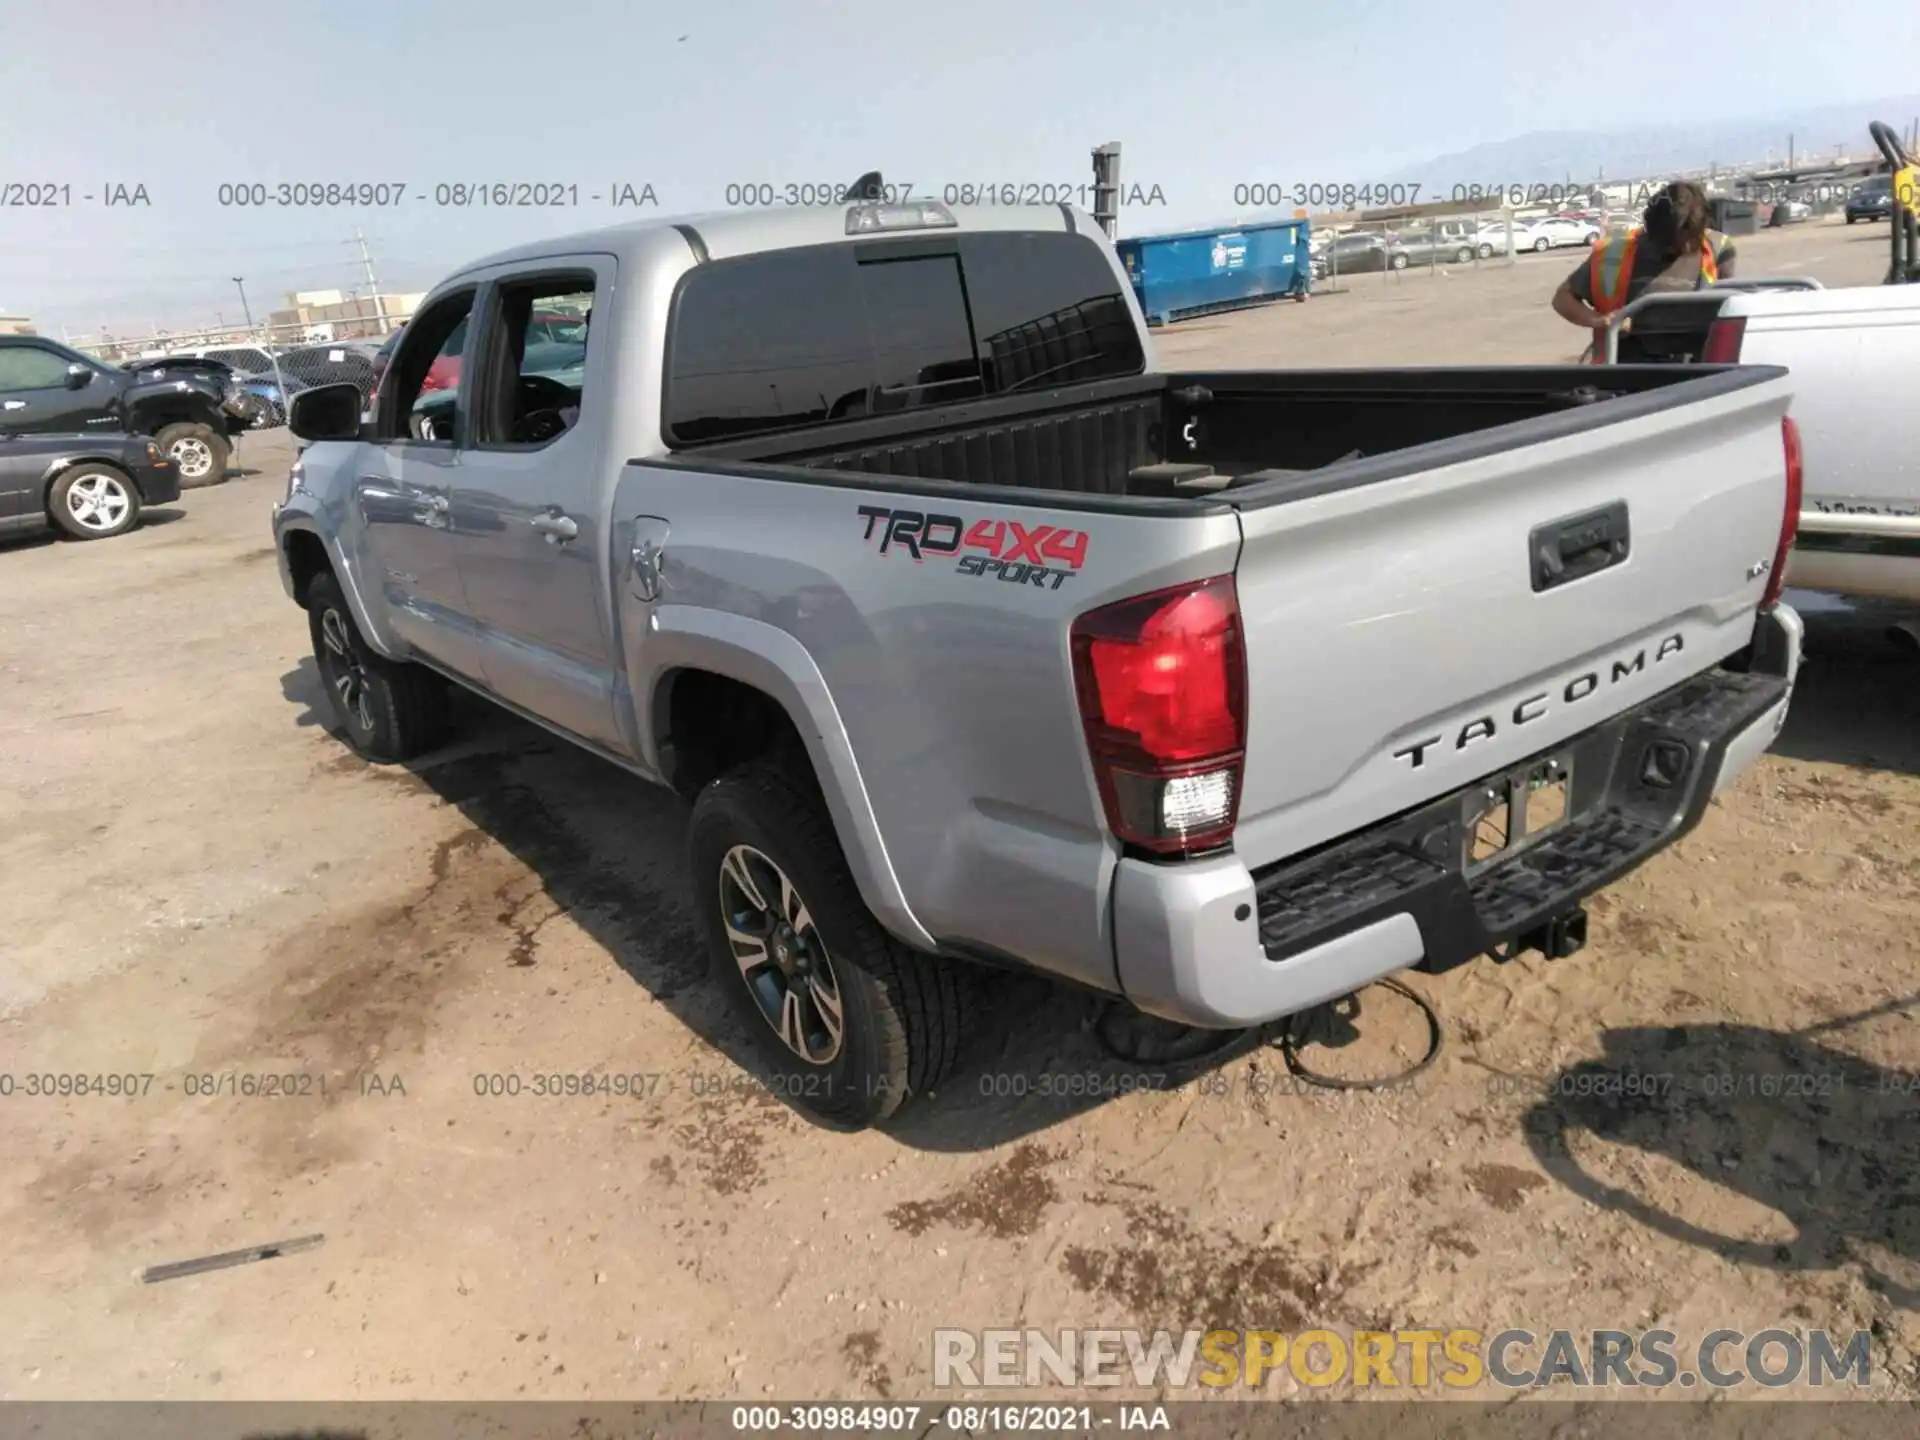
[66,363,92,390]
[288,381,365,442]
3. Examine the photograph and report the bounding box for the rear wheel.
[306,571,453,761]
[155,422,230,488]
[1389,251,1409,270]
[688,761,974,1128]
[48,464,141,540]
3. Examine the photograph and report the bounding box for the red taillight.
[1071,575,1247,856]
[1763,416,1803,608]
[1701,315,1746,363]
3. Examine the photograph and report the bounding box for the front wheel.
[306,571,453,761]
[155,423,230,489]
[688,762,974,1128]
[1454,246,1473,264]
[48,464,141,540]
[1533,236,1551,252]
[1478,242,1495,259]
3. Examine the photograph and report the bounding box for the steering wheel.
[510,374,577,443]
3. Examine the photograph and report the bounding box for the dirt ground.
[2,220,1916,1405]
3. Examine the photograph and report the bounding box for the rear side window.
[664,231,1142,445]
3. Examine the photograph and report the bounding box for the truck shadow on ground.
[279,660,1264,1150]
[1522,1012,1920,1311]
[1770,594,1920,776]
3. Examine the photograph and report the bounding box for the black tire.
[1389,251,1409,270]
[1454,246,1473,264]
[1478,242,1495,259]
[47,464,142,540]
[688,761,973,1128]
[1533,236,1550,252]
[306,570,453,761]
[155,422,231,489]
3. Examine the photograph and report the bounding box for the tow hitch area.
[1520,906,1589,960]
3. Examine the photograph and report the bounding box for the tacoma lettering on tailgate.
[856,505,1089,590]
[1392,633,1687,770]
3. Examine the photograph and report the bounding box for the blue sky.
[0,0,1909,335]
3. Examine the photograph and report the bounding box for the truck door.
[443,261,626,755]
[0,342,116,437]
[350,288,490,683]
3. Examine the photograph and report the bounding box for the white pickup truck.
[1607,281,1920,607]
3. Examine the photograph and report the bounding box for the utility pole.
[232,277,255,333]
[353,229,389,334]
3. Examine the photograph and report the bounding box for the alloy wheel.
[170,436,215,480]
[65,472,132,532]
[318,607,376,735]
[718,843,844,1064]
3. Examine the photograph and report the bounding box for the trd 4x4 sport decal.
[856,505,1089,591]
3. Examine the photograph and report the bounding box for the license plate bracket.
[1462,754,1573,876]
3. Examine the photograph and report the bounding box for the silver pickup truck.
[273,197,1805,1126]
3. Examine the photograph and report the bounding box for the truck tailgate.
[1227,370,1793,871]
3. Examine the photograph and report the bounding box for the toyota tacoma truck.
[272,196,1805,1126]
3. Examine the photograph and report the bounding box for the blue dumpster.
[1115,219,1312,326]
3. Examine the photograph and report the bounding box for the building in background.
[266,289,425,342]
[0,314,35,335]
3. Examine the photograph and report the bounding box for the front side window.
[376,291,474,443]
[471,275,595,449]
[0,345,74,393]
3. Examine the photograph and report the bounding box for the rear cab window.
[663,230,1144,446]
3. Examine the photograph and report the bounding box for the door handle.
[1531,501,1630,592]
[532,510,578,544]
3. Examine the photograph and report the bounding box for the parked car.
[0,336,244,486]
[1520,217,1602,250]
[1312,232,1391,276]
[0,432,180,542]
[1471,219,1523,258]
[1846,176,1893,224]
[276,199,1802,1129]
[1382,229,1479,268]
[238,372,309,428]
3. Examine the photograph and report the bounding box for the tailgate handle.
[1531,501,1630,592]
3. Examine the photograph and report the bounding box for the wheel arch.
[273,517,407,659]
[39,454,133,510]
[639,610,933,953]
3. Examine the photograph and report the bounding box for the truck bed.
[674,365,1779,504]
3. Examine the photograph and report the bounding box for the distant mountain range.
[1386,95,1920,190]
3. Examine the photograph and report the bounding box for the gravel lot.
[3,220,1915,1403]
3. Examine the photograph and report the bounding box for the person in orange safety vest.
[1552,181,1735,361]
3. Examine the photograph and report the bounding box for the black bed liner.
[637,364,1786,517]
